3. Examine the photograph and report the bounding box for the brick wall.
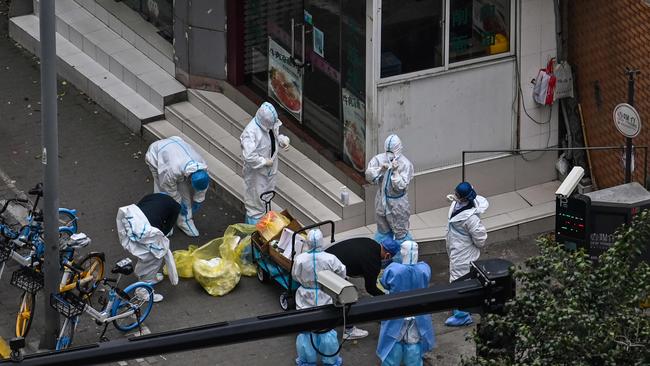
[568,0,650,188]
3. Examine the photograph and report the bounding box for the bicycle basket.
[50,292,86,318]
[0,237,11,263]
[10,267,44,294]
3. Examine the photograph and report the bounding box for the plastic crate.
[0,238,11,263]
[50,292,86,318]
[10,267,44,294]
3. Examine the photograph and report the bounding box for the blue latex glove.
[192,201,202,212]
[180,202,188,217]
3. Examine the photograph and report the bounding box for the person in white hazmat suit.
[292,229,346,366]
[116,193,180,302]
[145,136,210,237]
[445,182,488,326]
[240,102,290,224]
[377,241,435,366]
[365,134,414,262]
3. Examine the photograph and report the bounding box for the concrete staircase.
[9,0,185,131]
[144,89,366,232]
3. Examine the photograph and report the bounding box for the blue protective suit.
[377,262,434,365]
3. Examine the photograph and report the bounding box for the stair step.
[74,0,175,75]
[156,109,343,228]
[187,89,365,220]
[48,0,185,110]
[9,14,162,132]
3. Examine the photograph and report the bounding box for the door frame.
[227,0,245,85]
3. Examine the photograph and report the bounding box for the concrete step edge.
[9,15,162,133]
[72,0,175,75]
[50,5,183,109]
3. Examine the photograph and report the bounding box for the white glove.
[391,159,399,170]
[264,158,274,167]
[381,163,391,170]
[278,135,290,151]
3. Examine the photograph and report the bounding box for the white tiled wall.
[519,0,559,150]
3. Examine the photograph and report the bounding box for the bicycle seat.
[28,183,43,197]
[59,233,91,250]
[111,258,134,275]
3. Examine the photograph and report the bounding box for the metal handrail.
[461,146,649,188]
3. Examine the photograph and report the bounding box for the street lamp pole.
[624,67,640,184]
[38,0,61,350]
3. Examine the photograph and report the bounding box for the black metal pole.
[462,151,466,182]
[461,146,649,185]
[624,68,639,184]
[38,0,61,350]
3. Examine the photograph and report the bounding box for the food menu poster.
[268,38,303,121]
[342,88,366,172]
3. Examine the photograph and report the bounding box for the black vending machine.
[556,182,650,261]
[583,182,650,261]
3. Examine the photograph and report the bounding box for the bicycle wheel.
[111,283,154,332]
[57,209,78,234]
[15,291,35,337]
[76,253,105,295]
[55,316,78,351]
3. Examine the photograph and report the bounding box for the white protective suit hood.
[384,134,403,159]
[400,240,419,265]
[306,229,325,252]
[255,102,278,131]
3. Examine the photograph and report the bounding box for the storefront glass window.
[380,0,444,78]
[380,0,512,78]
[449,0,511,63]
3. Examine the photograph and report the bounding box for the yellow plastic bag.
[220,235,256,277]
[256,211,290,242]
[193,238,222,260]
[224,223,257,238]
[169,238,222,278]
[193,257,241,296]
[172,245,198,278]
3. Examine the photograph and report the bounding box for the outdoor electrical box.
[555,194,591,253]
[583,182,650,261]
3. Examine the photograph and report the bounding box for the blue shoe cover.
[452,309,470,318]
[245,215,259,225]
[445,314,473,326]
[295,358,317,366]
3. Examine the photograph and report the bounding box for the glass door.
[243,0,366,172]
[301,1,342,149]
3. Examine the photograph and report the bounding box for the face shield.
[384,134,403,159]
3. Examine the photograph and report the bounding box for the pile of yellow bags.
[170,223,258,296]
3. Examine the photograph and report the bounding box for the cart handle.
[291,220,336,251]
[259,191,276,214]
